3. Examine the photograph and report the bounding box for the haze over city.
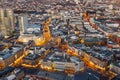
[0,0,120,80]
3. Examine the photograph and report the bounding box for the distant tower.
[0,8,14,37]
[17,15,28,35]
[43,18,51,41]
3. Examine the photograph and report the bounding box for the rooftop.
[74,71,100,80]
[23,53,41,60]
[0,46,23,60]
[112,61,120,68]
[69,44,85,50]
[81,46,113,61]
[117,34,120,37]
[43,50,69,62]
[84,37,105,43]
[112,74,120,80]
[43,48,82,63]
[37,70,72,80]
[0,44,4,47]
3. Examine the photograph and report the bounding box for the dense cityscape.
[0,0,120,80]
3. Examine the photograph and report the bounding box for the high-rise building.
[0,8,14,37]
[17,15,28,35]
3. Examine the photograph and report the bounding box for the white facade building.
[18,15,28,34]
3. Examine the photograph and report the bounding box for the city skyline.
[0,0,120,80]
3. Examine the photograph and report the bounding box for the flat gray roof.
[0,46,23,60]
[81,46,113,61]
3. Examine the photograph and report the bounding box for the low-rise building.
[83,37,107,46]
[22,46,46,68]
[1,68,25,80]
[0,46,24,69]
[81,46,113,68]
[116,34,120,45]
[69,44,113,68]
[22,53,41,68]
[112,74,120,80]
[40,49,84,73]
[110,61,120,74]
[0,44,6,51]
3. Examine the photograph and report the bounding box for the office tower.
[0,8,14,37]
[18,15,28,35]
